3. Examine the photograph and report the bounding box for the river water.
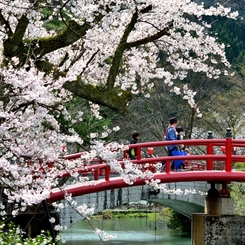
[61,217,191,245]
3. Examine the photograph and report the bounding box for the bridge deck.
[48,137,245,202]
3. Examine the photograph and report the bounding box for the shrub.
[167,210,191,232]
[0,221,64,245]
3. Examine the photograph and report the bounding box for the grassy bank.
[91,205,191,232]
[91,205,171,224]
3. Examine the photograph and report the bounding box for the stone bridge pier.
[192,194,245,245]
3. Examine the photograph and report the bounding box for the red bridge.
[48,129,245,203]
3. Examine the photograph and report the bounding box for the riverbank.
[91,202,171,223]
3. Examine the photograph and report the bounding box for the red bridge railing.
[60,128,245,182]
[48,129,245,202]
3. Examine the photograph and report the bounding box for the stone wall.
[192,214,245,245]
[205,215,245,245]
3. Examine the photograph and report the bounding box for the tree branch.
[106,5,169,89]
[106,9,139,89]
[3,15,29,59]
[33,12,104,58]
[63,79,132,115]
[0,11,13,36]
[34,60,132,114]
[33,20,91,57]
[127,27,170,49]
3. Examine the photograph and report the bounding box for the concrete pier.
[192,197,245,245]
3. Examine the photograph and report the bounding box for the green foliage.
[167,210,191,232]
[72,114,111,146]
[230,162,245,214]
[234,162,245,171]
[43,19,65,31]
[230,182,245,215]
[0,221,63,245]
[57,97,112,149]
[101,210,113,219]
[209,17,245,73]
[96,208,167,220]
[41,6,69,31]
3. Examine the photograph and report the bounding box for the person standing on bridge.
[176,126,185,150]
[176,126,187,170]
[128,131,140,160]
[165,117,178,155]
[164,117,179,170]
[176,126,183,140]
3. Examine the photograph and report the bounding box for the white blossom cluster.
[48,0,237,111]
[64,193,95,219]
[0,64,85,209]
[0,0,235,111]
[147,182,207,196]
[0,1,238,103]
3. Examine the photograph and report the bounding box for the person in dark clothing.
[174,126,187,170]
[176,126,185,150]
[165,117,178,156]
[128,132,140,160]
[176,127,184,140]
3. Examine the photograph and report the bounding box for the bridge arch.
[59,181,208,228]
[150,199,204,219]
[49,135,245,203]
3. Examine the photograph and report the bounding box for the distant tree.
[168,210,191,232]
[230,162,245,215]
[111,69,241,146]
[202,77,245,139]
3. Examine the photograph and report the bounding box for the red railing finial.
[206,131,213,170]
[225,128,232,172]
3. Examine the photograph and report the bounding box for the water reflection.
[61,218,191,245]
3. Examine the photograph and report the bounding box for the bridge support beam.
[191,197,245,245]
[204,196,234,216]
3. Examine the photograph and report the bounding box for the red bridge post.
[94,170,99,180]
[105,165,110,181]
[123,150,128,159]
[165,160,171,173]
[137,146,141,160]
[207,131,213,170]
[225,128,232,172]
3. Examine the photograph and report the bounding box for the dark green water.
[61,217,191,245]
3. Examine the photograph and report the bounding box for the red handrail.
[59,137,245,182]
[47,136,245,202]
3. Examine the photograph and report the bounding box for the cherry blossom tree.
[0,0,239,238]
